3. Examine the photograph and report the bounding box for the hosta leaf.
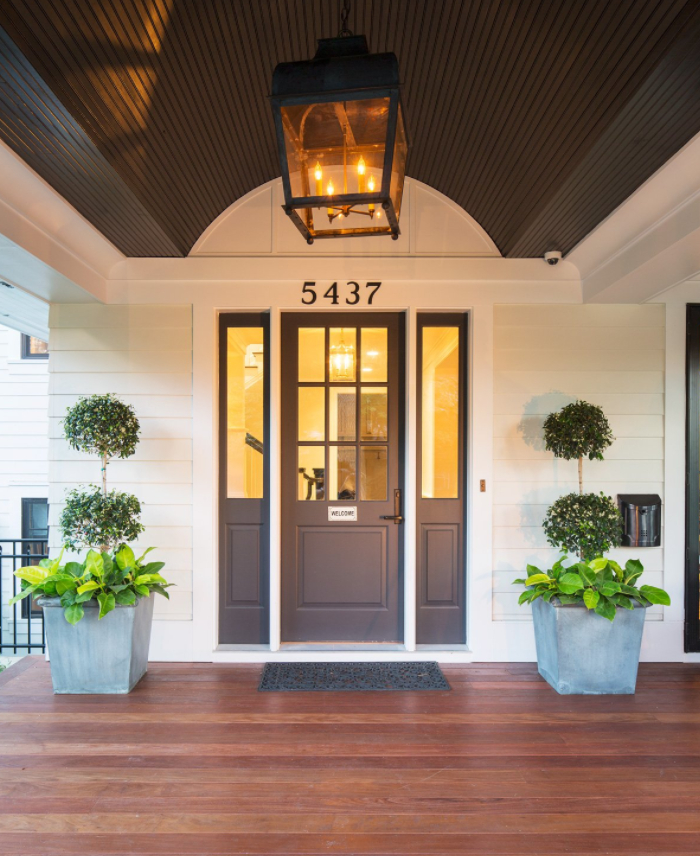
[150,585,169,600]
[65,562,84,578]
[85,550,104,579]
[578,565,597,587]
[525,573,551,586]
[600,581,621,597]
[14,567,48,586]
[624,559,644,582]
[116,545,136,571]
[64,603,84,625]
[8,585,37,606]
[639,585,671,606]
[583,589,600,610]
[134,584,149,597]
[518,590,534,605]
[526,564,543,577]
[589,557,609,572]
[595,599,617,622]
[143,562,165,575]
[97,592,116,619]
[75,591,95,603]
[115,589,136,605]
[616,597,635,610]
[77,581,100,595]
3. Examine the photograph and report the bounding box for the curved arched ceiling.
[1,0,700,258]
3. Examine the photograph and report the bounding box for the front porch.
[1,659,699,855]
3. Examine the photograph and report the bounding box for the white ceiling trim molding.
[0,140,121,301]
[568,130,700,303]
[190,177,501,258]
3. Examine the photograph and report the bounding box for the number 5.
[301,282,316,304]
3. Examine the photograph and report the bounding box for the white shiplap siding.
[492,304,665,622]
[48,305,193,621]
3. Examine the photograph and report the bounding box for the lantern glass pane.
[280,97,394,236]
[390,105,408,220]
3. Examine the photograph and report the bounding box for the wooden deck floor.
[1,658,699,855]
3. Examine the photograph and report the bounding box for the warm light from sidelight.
[330,333,355,381]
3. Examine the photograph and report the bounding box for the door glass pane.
[360,446,387,501]
[299,328,325,381]
[298,387,325,441]
[298,446,325,501]
[361,328,387,382]
[227,328,264,498]
[360,387,388,441]
[329,446,357,500]
[329,388,356,441]
[422,326,460,499]
[329,328,356,382]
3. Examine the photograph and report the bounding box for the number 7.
[366,282,381,304]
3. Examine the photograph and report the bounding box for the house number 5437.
[301,281,382,306]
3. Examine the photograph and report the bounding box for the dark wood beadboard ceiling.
[1,0,700,259]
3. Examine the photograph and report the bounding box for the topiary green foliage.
[64,393,140,460]
[543,492,623,561]
[59,486,144,552]
[543,400,614,494]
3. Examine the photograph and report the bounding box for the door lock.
[381,489,404,524]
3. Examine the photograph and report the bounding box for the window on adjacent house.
[20,498,49,619]
[21,334,49,359]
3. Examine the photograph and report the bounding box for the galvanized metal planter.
[531,597,647,695]
[36,595,154,694]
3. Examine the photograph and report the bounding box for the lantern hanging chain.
[339,0,353,37]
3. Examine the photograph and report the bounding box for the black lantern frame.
[271,35,408,243]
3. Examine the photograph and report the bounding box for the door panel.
[282,313,404,642]
[219,314,270,644]
[416,314,467,644]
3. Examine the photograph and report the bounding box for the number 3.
[345,281,360,305]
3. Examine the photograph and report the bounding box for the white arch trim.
[190,177,501,258]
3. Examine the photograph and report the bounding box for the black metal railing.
[0,539,47,653]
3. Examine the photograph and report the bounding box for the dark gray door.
[281,313,404,642]
[416,314,467,643]
[219,313,269,644]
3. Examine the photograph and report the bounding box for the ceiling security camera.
[544,251,562,266]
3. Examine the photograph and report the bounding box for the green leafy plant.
[543,492,623,562]
[59,486,144,552]
[9,545,171,624]
[543,400,614,493]
[512,555,670,622]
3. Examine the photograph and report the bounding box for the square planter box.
[37,594,154,694]
[531,597,647,695]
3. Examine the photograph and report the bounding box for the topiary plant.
[63,394,140,493]
[543,492,623,562]
[59,486,144,552]
[543,400,613,494]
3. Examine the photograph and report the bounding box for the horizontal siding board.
[49,350,192,374]
[494,325,666,350]
[494,393,664,416]
[494,349,664,372]
[50,327,193,351]
[494,436,664,460]
[49,438,192,463]
[48,483,193,506]
[50,461,192,484]
[494,458,664,482]
[494,305,665,327]
[494,481,663,505]
[49,305,192,329]
[48,373,192,396]
[495,371,664,395]
[49,394,192,419]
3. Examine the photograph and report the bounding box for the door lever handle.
[381,489,404,524]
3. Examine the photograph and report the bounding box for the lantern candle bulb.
[314,162,323,196]
[327,179,335,220]
[357,156,366,193]
[368,174,376,216]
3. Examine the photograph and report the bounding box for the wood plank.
[0,662,699,853]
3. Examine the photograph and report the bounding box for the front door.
[281,313,404,642]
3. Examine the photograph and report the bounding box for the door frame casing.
[685,304,700,652]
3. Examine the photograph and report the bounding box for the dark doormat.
[259,661,450,691]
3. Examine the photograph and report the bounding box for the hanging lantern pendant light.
[270,0,408,243]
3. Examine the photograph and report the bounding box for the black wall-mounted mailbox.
[618,494,661,547]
